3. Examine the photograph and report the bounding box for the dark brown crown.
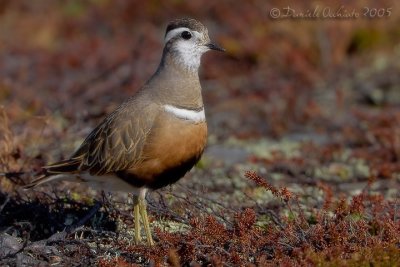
[165,18,206,36]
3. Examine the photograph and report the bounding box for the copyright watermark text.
[269,6,392,19]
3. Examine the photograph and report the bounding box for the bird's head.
[163,18,224,72]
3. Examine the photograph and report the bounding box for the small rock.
[26,241,59,256]
[0,233,23,258]
[16,252,46,267]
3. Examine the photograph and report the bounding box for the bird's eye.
[181,31,192,40]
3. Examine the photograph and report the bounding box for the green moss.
[152,219,190,234]
[349,28,386,53]
[255,214,271,229]
[195,157,207,169]
[62,0,87,18]
[348,213,364,222]
[251,186,275,204]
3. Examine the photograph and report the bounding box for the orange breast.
[119,111,207,189]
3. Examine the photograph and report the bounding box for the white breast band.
[164,104,205,123]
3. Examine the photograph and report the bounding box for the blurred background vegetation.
[1,0,399,140]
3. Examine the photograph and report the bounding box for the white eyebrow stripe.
[164,27,201,44]
[164,104,205,122]
[165,27,190,43]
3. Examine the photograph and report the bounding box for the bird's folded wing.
[45,103,158,176]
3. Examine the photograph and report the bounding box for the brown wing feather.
[72,103,156,175]
[44,100,157,177]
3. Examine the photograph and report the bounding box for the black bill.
[206,43,225,52]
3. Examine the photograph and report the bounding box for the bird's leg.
[132,195,142,244]
[138,194,154,246]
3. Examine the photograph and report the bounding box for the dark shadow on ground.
[0,191,117,241]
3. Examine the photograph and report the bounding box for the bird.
[23,18,225,246]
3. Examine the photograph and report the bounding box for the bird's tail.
[1,158,82,189]
[43,158,82,174]
[25,158,82,188]
[23,174,52,189]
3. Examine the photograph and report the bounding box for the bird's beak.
[206,43,225,52]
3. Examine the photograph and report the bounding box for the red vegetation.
[95,171,400,266]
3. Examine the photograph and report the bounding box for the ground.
[0,1,399,266]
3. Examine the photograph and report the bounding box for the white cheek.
[175,41,204,71]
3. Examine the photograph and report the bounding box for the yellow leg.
[139,196,154,246]
[132,195,141,244]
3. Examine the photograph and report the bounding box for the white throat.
[175,42,204,71]
[164,27,207,72]
[164,104,205,123]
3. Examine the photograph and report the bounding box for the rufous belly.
[116,112,207,189]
